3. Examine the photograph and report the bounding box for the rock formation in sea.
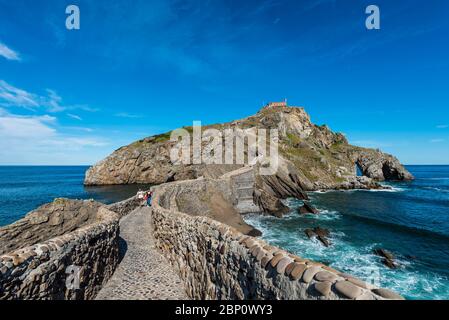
[84,103,413,217]
[1,103,410,300]
[0,195,405,300]
[0,199,119,300]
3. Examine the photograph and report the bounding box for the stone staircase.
[230,167,260,214]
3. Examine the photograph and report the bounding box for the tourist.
[137,190,146,206]
[146,191,153,207]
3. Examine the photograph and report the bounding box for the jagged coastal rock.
[84,103,412,217]
[150,177,405,300]
[1,194,405,300]
[298,202,320,215]
[85,104,412,189]
[0,199,119,300]
[1,102,411,300]
[0,199,102,256]
[304,227,331,247]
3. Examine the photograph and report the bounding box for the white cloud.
[67,113,82,121]
[0,110,110,164]
[0,42,20,61]
[0,114,56,138]
[45,89,66,112]
[65,126,94,132]
[430,138,445,143]
[0,80,39,109]
[0,80,95,113]
[114,112,143,118]
[436,124,448,129]
[0,81,106,164]
[41,137,108,148]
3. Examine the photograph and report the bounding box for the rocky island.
[85,102,412,189]
[0,103,412,300]
[85,102,412,222]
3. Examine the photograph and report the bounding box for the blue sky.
[0,0,448,165]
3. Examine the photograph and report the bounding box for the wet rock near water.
[152,181,403,300]
[298,202,320,215]
[374,248,394,260]
[253,188,290,218]
[247,228,263,237]
[382,259,397,269]
[405,254,417,261]
[356,152,414,181]
[304,227,331,247]
[0,198,103,256]
[373,248,398,269]
[0,205,120,300]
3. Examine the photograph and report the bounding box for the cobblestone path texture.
[95,207,188,300]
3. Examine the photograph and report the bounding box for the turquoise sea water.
[0,166,151,226]
[243,165,449,300]
[1,165,448,299]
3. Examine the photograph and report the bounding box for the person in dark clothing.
[146,191,153,207]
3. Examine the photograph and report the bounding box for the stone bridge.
[1,167,404,300]
[146,169,404,300]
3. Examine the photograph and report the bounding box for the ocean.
[0,165,448,299]
[244,165,449,300]
[0,166,151,226]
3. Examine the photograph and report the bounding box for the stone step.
[235,200,260,214]
[237,185,254,192]
[237,188,254,199]
[233,179,254,184]
[236,186,253,191]
[233,173,254,181]
[234,181,254,188]
[236,186,254,191]
[234,182,254,189]
[233,179,254,185]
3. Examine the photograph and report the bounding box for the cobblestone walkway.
[95,207,188,300]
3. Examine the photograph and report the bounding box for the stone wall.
[151,182,404,300]
[157,177,259,235]
[107,195,142,218]
[0,206,120,300]
[0,199,102,255]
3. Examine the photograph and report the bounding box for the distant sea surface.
[244,165,449,300]
[1,165,448,299]
[0,166,151,226]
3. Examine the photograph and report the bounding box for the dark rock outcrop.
[298,202,320,214]
[355,151,414,181]
[373,248,398,269]
[305,229,316,239]
[304,227,331,247]
[314,227,330,237]
[247,228,263,237]
[0,198,103,255]
[85,104,413,192]
[152,181,403,300]
[0,203,119,300]
[253,188,289,218]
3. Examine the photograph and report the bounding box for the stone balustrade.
[107,195,142,218]
[151,181,404,300]
[0,179,406,301]
[0,204,120,300]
